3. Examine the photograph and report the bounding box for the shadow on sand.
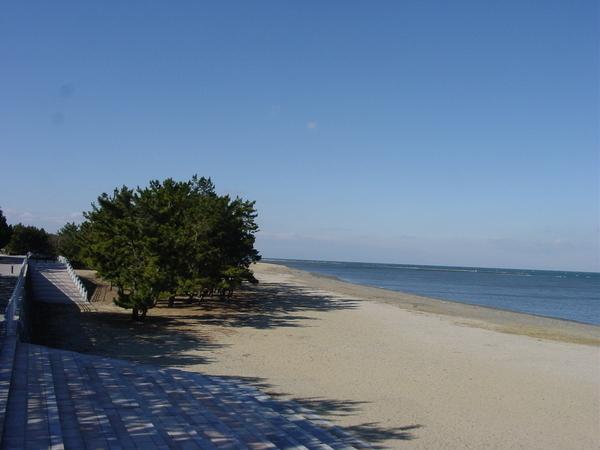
[162,281,362,329]
[32,304,221,367]
[37,277,423,447]
[214,374,423,446]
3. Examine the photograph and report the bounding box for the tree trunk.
[131,307,147,321]
[168,296,175,308]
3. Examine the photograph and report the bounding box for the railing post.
[57,255,88,302]
[4,254,29,336]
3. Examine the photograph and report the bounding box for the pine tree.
[5,224,55,256]
[57,222,84,267]
[80,176,261,321]
[0,208,11,250]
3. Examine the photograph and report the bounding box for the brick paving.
[0,262,372,449]
[0,340,371,449]
[0,278,16,323]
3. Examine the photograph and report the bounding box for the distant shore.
[262,262,600,346]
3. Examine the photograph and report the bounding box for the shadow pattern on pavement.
[33,278,422,447]
[214,374,423,447]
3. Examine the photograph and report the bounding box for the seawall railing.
[58,256,88,302]
[4,254,30,337]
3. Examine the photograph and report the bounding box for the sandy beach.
[55,262,600,449]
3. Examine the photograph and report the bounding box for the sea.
[264,258,600,326]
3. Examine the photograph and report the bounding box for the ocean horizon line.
[262,257,600,276]
[263,258,600,326]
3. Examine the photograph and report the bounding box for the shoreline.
[305,267,599,326]
[258,262,600,346]
[62,262,600,449]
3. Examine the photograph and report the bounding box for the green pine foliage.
[57,222,85,267]
[80,176,261,320]
[5,223,55,256]
[0,207,11,250]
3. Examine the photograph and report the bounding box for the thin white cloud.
[306,120,317,130]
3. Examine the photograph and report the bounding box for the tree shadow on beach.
[82,311,224,367]
[211,374,423,447]
[163,281,361,330]
[31,303,222,368]
[35,276,424,447]
[344,423,422,446]
[35,279,360,367]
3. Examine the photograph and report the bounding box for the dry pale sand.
[70,263,600,449]
[187,263,600,450]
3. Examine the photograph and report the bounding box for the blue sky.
[1,1,598,271]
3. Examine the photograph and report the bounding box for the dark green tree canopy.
[57,222,85,267]
[80,176,261,320]
[5,224,55,256]
[0,208,11,250]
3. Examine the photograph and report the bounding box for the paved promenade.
[1,340,370,449]
[0,260,371,449]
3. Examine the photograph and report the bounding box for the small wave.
[392,266,479,273]
[308,272,344,282]
[497,272,533,277]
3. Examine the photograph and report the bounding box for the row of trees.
[57,176,261,320]
[2,177,262,321]
[0,209,56,256]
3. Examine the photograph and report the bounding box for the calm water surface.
[265,258,600,326]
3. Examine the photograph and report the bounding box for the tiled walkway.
[0,339,370,449]
[0,262,371,449]
[0,278,16,323]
